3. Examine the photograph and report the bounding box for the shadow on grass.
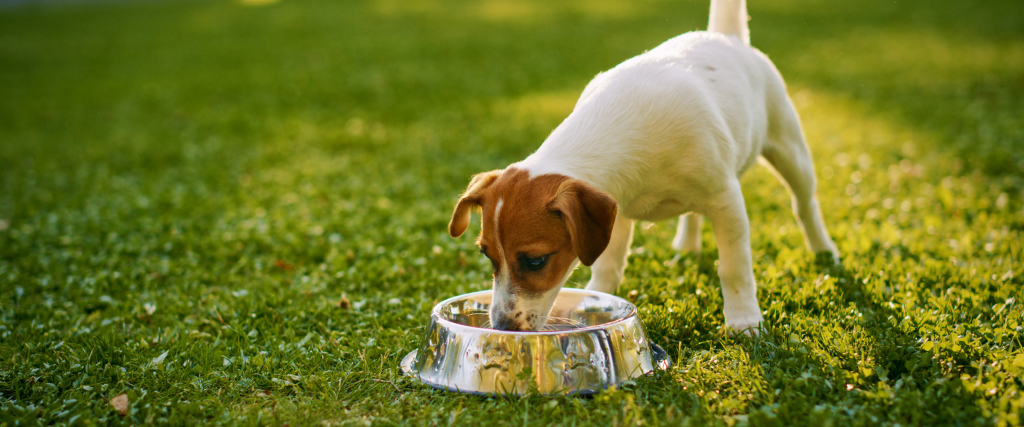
[748,257,986,423]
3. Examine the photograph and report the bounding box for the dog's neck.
[513,109,642,202]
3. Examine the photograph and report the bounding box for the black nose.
[491,315,526,331]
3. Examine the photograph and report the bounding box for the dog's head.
[448,168,617,331]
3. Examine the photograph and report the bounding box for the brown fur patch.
[451,168,617,297]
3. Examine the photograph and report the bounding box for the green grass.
[1,0,1022,425]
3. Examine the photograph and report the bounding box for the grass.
[0,0,1022,425]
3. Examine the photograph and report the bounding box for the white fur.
[492,198,509,284]
[488,198,518,329]
[510,0,838,333]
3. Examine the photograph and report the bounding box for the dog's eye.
[479,246,499,269]
[519,254,550,272]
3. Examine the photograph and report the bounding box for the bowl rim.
[430,288,638,336]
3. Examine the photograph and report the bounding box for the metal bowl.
[400,288,670,396]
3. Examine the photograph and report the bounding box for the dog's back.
[521,0,787,216]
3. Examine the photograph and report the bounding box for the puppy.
[449,0,838,333]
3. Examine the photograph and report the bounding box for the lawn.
[1,0,1022,425]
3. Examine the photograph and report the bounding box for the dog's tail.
[708,0,749,45]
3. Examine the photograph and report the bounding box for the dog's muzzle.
[490,313,531,331]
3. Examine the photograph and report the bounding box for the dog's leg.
[762,125,839,261]
[706,183,763,334]
[585,212,634,294]
[671,213,703,253]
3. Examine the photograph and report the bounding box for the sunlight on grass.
[475,0,636,22]
[793,28,1024,85]
[492,90,580,128]
[739,83,1020,264]
[238,0,281,7]
[373,0,656,21]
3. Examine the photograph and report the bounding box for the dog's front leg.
[706,183,764,334]
[585,212,634,294]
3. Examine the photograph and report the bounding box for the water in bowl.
[455,309,584,331]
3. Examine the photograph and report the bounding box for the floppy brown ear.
[449,170,502,238]
[547,179,618,266]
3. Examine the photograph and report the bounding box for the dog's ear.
[547,179,618,266]
[449,170,502,238]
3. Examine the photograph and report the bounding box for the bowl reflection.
[401,288,670,396]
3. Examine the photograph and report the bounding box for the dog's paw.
[724,310,764,336]
[814,250,841,267]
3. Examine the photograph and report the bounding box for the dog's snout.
[490,312,528,331]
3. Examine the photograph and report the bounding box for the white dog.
[448,0,838,334]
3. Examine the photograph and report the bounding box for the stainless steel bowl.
[400,288,670,396]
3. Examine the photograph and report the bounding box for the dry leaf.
[337,296,351,309]
[110,393,129,416]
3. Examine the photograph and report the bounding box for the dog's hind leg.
[672,213,703,253]
[761,105,839,261]
[705,182,763,334]
[585,212,634,294]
